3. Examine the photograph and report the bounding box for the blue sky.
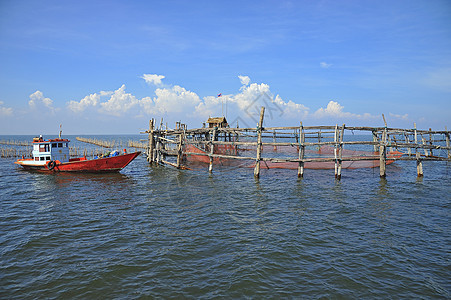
[0,0,450,134]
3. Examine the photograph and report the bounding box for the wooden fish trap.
[142,107,451,179]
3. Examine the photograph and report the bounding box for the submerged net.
[183,143,403,170]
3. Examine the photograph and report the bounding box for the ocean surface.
[1,135,450,298]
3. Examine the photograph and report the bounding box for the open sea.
[1,135,450,298]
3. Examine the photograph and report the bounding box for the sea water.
[0,135,450,298]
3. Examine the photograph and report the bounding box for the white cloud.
[195,81,273,119]
[28,91,56,113]
[59,74,380,127]
[142,74,165,85]
[389,112,409,121]
[194,95,223,119]
[195,77,309,122]
[68,93,101,113]
[141,85,201,115]
[272,95,309,119]
[0,101,13,116]
[313,100,374,120]
[238,75,251,86]
[99,85,139,116]
[320,62,332,69]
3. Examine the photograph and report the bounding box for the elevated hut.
[207,117,228,128]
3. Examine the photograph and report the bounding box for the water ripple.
[1,153,450,298]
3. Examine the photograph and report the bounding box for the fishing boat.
[15,135,140,172]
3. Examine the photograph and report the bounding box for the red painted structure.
[184,144,403,169]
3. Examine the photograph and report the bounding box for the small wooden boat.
[15,135,140,172]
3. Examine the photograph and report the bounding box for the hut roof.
[207,116,227,124]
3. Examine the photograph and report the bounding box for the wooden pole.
[420,134,428,157]
[297,122,305,178]
[155,133,161,163]
[334,124,339,178]
[273,130,277,151]
[372,130,378,152]
[176,130,184,169]
[208,128,217,173]
[429,128,434,157]
[388,133,393,153]
[317,129,322,151]
[404,132,411,156]
[414,123,423,177]
[337,124,345,180]
[148,119,154,163]
[445,126,450,159]
[421,135,428,157]
[379,128,387,178]
[254,106,265,178]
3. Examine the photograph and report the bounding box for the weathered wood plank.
[254,107,265,178]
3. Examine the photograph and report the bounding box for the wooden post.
[379,128,387,178]
[297,122,305,178]
[148,119,154,163]
[404,132,411,156]
[208,128,217,173]
[334,124,339,178]
[372,130,378,152]
[254,106,265,178]
[273,130,277,151]
[414,123,423,177]
[317,129,322,151]
[337,124,345,180]
[420,134,428,157]
[388,133,393,153]
[428,128,434,157]
[176,131,184,169]
[155,133,161,163]
[445,126,450,159]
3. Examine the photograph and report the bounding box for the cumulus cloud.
[99,85,139,116]
[194,82,273,120]
[28,91,57,113]
[320,62,332,69]
[195,77,309,122]
[142,74,165,85]
[272,95,309,119]
[238,75,251,86]
[141,85,201,115]
[0,101,13,116]
[195,95,224,118]
[68,93,101,113]
[313,100,374,120]
[59,74,381,126]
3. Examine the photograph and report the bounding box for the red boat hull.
[17,152,141,173]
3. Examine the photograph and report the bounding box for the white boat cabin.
[32,135,70,163]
